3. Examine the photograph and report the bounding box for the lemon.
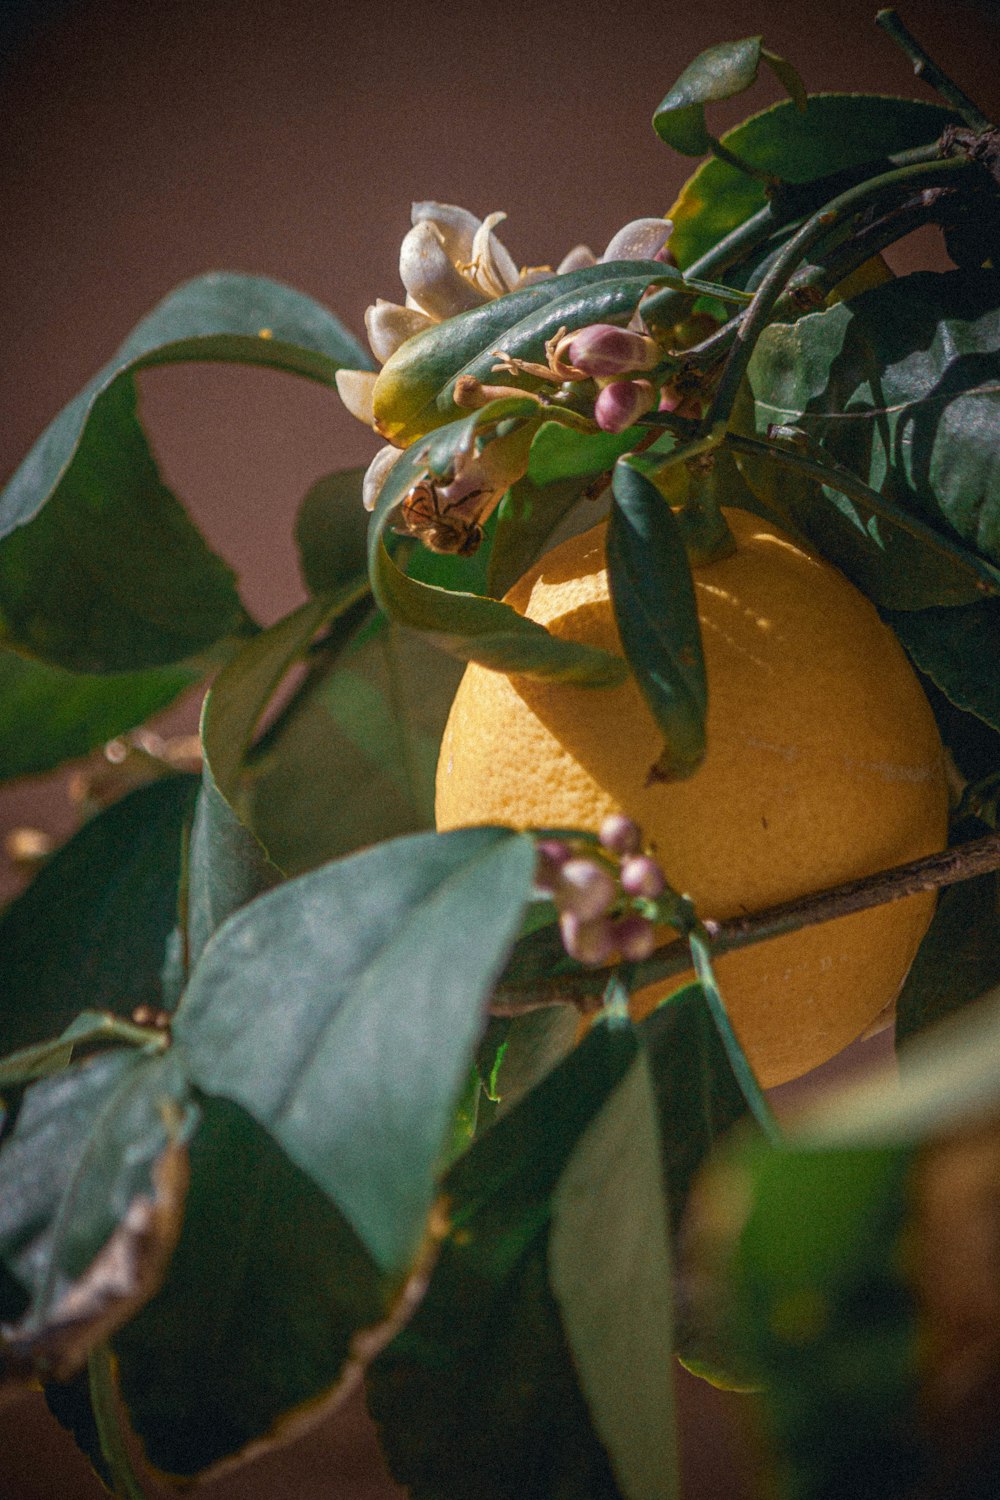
[435,509,948,1087]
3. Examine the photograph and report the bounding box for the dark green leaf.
[369,429,627,684]
[742,270,1000,608]
[486,473,592,600]
[607,461,706,779]
[884,597,1000,732]
[528,422,638,487]
[114,1095,388,1479]
[186,591,368,966]
[0,648,197,783]
[175,827,536,1274]
[896,873,1000,1049]
[246,622,461,875]
[0,1049,195,1379]
[294,466,370,596]
[373,262,680,445]
[652,37,804,157]
[0,775,197,1055]
[0,273,369,672]
[369,1020,640,1500]
[667,96,957,270]
[549,1044,678,1500]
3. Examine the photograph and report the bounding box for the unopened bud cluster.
[534,814,668,968]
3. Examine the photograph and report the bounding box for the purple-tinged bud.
[560,911,617,967]
[556,858,617,921]
[555,323,660,379]
[594,379,657,434]
[534,838,572,893]
[620,855,666,900]
[599,813,642,856]
[614,913,658,963]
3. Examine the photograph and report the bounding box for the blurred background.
[1,0,999,1494]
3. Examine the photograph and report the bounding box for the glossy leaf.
[185,591,368,966]
[0,648,197,783]
[114,1096,389,1478]
[528,421,638,487]
[0,1049,195,1380]
[550,1043,678,1500]
[372,261,680,444]
[652,37,805,157]
[666,96,956,270]
[884,597,1000,733]
[742,270,1000,609]
[175,827,536,1274]
[607,460,706,779]
[369,1020,641,1500]
[0,273,369,672]
[369,427,627,684]
[0,775,197,1055]
[895,872,1000,1049]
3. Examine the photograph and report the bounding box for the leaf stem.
[725,430,1000,598]
[87,1344,155,1500]
[699,155,972,441]
[707,135,778,186]
[875,9,993,133]
[492,831,1000,1012]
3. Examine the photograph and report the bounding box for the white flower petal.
[411,201,481,264]
[517,265,556,287]
[334,368,378,426]
[365,299,434,364]
[399,221,489,320]
[557,244,597,273]
[601,217,673,263]
[469,211,521,297]
[363,443,404,512]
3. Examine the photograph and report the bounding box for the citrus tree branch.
[875,9,993,133]
[492,830,1000,1014]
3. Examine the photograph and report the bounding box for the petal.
[601,217,673,263]
[469,211,521,297]
[334,368,378,426]
[362,443,404,512]
[557,244,597,273]
[411,201,481,264]
[399,221,489,319]
[365,299,434,364]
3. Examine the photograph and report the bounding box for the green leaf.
[0,648,197,782]
[884,597,1000,732]
[369,1019,641,1500]
[185,590,368,966]
[114,1095,389,1478]
[666,96,957,270]
[528,422,638,487]
[487,473,591,600]
[652,37,804,157]
[741,270,1000,609]
[0,273,369,672]
[607,461,706,779]
[0,1049,195,1379]
[246,623,461,875]
[0,775,197,1055]
[175,827,536,1274]
[369,428,627,684]
[895,872,1000,1049]
[294,466,371,596]
[550,1042,678,1500]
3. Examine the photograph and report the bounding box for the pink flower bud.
[614,913,658,962]
[557,323,661,379]
[560,911,617,967]
[620,855,666,900]
[556,858,617,921]
[594,379,657,433]
[534,838,571,893]
[599,813,642,856]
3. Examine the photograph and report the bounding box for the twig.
[492,831,1000,1013]
[876,9,992,133]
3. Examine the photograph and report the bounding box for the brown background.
[1,0,999,1495]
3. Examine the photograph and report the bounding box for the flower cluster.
[534,814,669,968]
[335,203,675,541]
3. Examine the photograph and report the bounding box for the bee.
[399,477,486,556]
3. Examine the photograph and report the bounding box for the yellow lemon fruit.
[435,509,949,1087]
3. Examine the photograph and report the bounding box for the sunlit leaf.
[653,37,805,157]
